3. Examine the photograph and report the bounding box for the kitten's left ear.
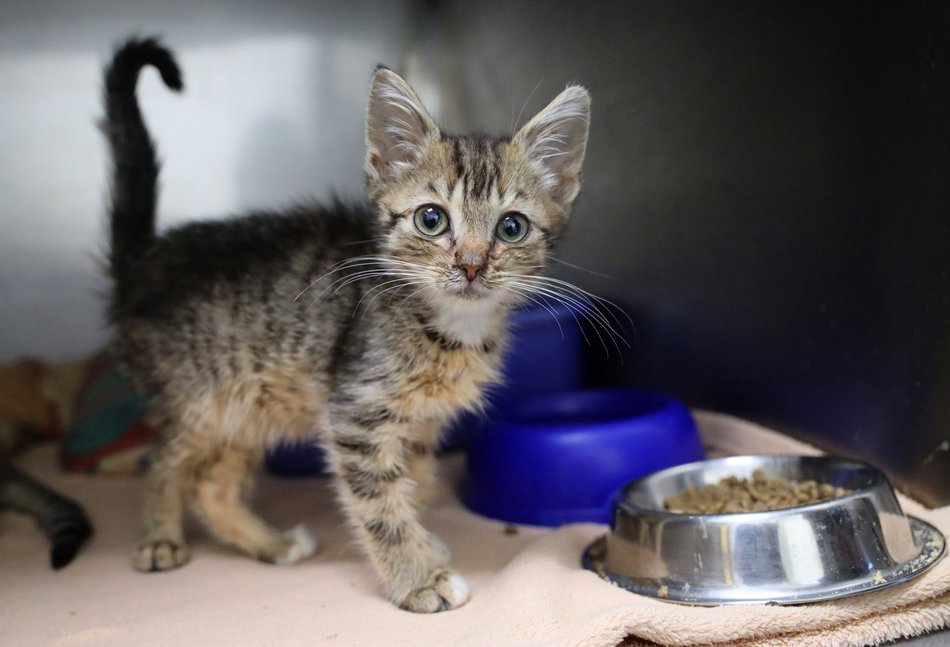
[514,86,591,204]
[365,66,439,186]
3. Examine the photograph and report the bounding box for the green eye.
[413,205,449,236]
[496,212,529,243]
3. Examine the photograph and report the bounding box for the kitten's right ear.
[365,66,438,186]
[513,85,591,205]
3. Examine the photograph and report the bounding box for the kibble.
[663,469,850,514]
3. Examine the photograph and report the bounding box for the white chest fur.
[430,296,504,347]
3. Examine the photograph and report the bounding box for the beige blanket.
[1,412,947,646]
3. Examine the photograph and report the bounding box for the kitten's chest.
[391,345,502,421]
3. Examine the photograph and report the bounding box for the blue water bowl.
[461,388,705,526]
[265,440,327,477]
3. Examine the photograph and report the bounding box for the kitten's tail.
[0,463,93,569]
[103,36,183,308]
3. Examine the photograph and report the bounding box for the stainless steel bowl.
[583,455,945,605]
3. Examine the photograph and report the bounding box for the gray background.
[1,0,947,509]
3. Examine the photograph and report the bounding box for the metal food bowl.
[583,455,945,605]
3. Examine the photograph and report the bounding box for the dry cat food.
[664,469,850,514]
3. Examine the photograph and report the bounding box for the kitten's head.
[363,66,590,313]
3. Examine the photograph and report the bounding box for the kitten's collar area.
[420,297,508,349]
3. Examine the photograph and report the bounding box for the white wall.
[0,0,412,361]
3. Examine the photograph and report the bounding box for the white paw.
[442,571,470,605]
[273,524,318,565]
[399,569,470,613]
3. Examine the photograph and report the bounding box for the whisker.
[296,252,435,312]
[520,274,635,332]
[339,236,386,248]
[507,283,605,351]
[507,273,631,356]
[354,278,419,317]
[508,280,615,357]
[395,285,430,310]
[294,256,393,302]
[315,269,398,300]
[312,257,430,295]
[505,287,570,341]
[512,77,545,133]
[526,281,628,349]
[306,269,419,311]
[324,268,422,298]
[550,257,611,279]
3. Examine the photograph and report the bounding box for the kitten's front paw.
[264,524,318,565]
[399,568,470,613]
[133,539,190,572]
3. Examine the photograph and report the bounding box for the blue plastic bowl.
[264,440,327,477]
[461,388,705,526]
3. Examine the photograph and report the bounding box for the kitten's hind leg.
[134,435,194,572]
[191,446,317,565]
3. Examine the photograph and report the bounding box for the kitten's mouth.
[448,279,491,300]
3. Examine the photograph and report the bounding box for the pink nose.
[459,264,481,282]
[456,246,487,282]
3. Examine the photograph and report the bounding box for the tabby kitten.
[103,37,589,612]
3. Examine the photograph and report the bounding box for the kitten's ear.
[513,86,591,204]
[365,66,439,185]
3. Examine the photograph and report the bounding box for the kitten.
[102,37,589,612]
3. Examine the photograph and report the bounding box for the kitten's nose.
[455,247,487,282]
[459,264,481,282]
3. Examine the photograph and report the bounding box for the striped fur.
[104,39,589,612]
[0,463,93,569]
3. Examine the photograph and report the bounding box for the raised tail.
[0,462,93,569]
[103,36,183,311]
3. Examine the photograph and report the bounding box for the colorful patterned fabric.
[61,352,153,474]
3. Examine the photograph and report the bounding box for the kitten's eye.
[413,205,449,237]
[496,212,529,243]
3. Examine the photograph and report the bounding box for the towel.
[0,411,946,646]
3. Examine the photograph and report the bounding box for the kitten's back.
[113,202,377,434]
[113,202,375,321]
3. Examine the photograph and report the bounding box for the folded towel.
[1,411,946,646]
